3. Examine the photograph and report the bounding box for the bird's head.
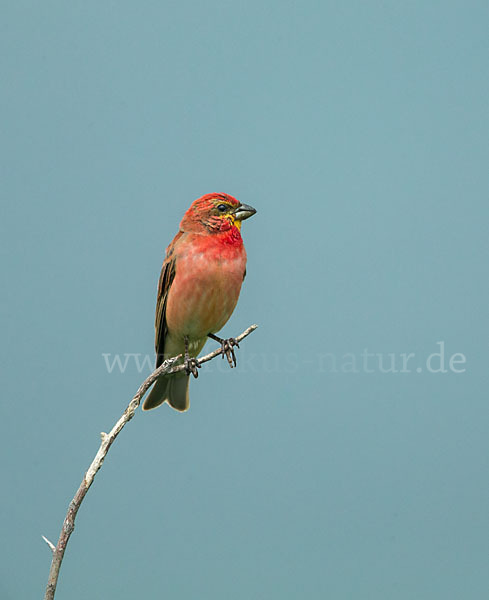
[180,193,256,234]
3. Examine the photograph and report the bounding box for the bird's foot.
[208,333,240,368]
[183,335,200,378]
[184,357,200,378]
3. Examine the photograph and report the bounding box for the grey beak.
[234,203,257,221]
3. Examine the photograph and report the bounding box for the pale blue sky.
[2,1,489,598]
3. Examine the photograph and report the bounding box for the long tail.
[142,373,190,412]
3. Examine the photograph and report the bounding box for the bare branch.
[43,324,257,600]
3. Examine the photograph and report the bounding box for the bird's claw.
[185,357,201,378]
[220,337,240,368]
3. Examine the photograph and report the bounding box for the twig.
[43,324,257,600]
[42,536,56,553]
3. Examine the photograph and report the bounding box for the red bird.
[143,193,256,412]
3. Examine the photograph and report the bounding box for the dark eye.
[217,204,228,212]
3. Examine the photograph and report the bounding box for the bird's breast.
[165,236,247,342]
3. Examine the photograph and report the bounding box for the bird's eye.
[217,204,228,212]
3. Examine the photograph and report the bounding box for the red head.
[180,193,256,235]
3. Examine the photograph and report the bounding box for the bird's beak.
[234,203,257,221]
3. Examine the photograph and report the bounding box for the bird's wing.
[154,231,183,367]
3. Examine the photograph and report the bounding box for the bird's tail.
[142,373,190,412]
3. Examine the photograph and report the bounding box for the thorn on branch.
[42,536,56,554]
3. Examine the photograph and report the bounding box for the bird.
[142,193,256,412]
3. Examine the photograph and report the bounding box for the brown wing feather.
[154,231,183,367]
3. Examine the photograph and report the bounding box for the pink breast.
[165,234,246,340]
